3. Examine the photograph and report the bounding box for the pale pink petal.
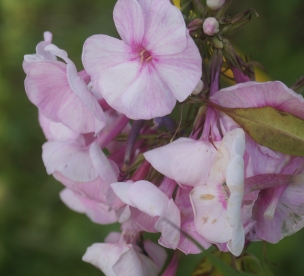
[177,221,212,254]
[38,113,79,141]
[82,243,130,276]
[144,240,167,272]
[97,61,139,115]
[82,35,135,80]
[54,172,110,203]
[59,188,117,224]
[210,81,304,119]
[190,185,232,243]
[111,182,134,206]
[119,206,132,223]
[155,199,181,249]
[113,247,158,276]
[136,0,187,55]
[42,140,98,182]
[132,208,158,232]
[59,188,87,213]
[128,181,169,217]
[113,0,145,48]
[255,180,304,243]
[175,186,211,254]
[105,232,122,244]
[45,44,106,134]
[226,156,245,256]
[154,36,202,102]
[121,65,176,119]
[90,142,118,184]
[144,138,196,181]
[171,140,217,187]
[25,60,105,134]
[23,31,56,73]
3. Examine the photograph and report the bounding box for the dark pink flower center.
[139,49,152,64]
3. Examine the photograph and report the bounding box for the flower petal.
[129,181,169,217]
[144,138,195,181]
[190,185,232,243]
[154,36,202,102]
[59,188,117,224]
[113,0,145,47]
[155,199,181,249]
[211,81,304,119]
[121,65,176,119]
[138,0,187,55]
[113,247,158,276]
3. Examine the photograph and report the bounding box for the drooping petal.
[90,142,119,184]
[155,199,181,249]
[45,44,106,134]
[154,35,202,102]
[113,247,158,276]
[59,188,117,224]
[111,182,134,206]
[38,113,79,141]
[82,243,130,276]
[255,179,304,243]
[25,60,105,134]
[42,140,98,182]
[23,31,56,74]
[171,139,217,187]
[113,0,145,48]
[144,138,197,182]
[129,181,169,217]
[54,172,109,203]
[137,0,187,55]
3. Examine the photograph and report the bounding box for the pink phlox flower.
[25,43,106,134]
[111,180,181,249]
[82,232,166,276]
[210,81,304,244]
[82,0,202,119]
[190,128,246,256]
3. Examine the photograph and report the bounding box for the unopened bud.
[203,17,219,36]
[207,0,226,10]
[187,19,204,32]
[192,80,204,95]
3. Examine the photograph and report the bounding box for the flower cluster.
[23,0,304,275]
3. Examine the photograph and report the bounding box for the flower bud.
[203,17,219,36]
[206,0,226,10]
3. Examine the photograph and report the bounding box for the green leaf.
[210,103,304,156]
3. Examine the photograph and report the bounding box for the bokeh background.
[1,0,304,275]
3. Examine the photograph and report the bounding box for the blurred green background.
[1,0,304,275]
